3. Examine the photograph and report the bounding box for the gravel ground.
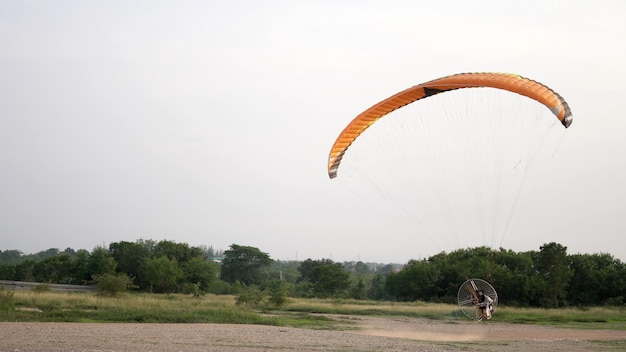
[0,316,624,352]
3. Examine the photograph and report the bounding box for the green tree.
[109,240,151,289]
[367,274,387,300]
[378,264,397,275]
[298,259,350,297]
[87,247,117,278]
[153,240,204,264]
[12,259,35,281]
[534,242,573,307]
[143,256,183,293]
[385,259,440,301]
[69,249,91,284]
[0,264,14,280]
[491,249,534,306]
[267,280,289,306]
[350,278,367,299]
[32,253,73,283]
[32,248,62,261]
[182,257,218,291]
[0,250,24,265]
[568,253,625,306]
[220,244,273,286]
[352,261,370,275]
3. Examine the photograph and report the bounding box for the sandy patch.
[0,316,624,352]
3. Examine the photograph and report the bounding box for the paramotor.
[457,278,498,321]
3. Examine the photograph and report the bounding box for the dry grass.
[4,290,626,330]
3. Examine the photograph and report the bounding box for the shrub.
[206,280,234,295]
[606,296,624,306]
[267,281,288,307]
[182,282,204,297]
[93,273,134,297]
[235,286,265,307]
[0,287,15,313]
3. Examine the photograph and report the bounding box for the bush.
[181,282,204,297]
[206,280,234,295]
[606,296,624,306]
[235,286,265,307]
[267,281,288,307]
[0,287,15,313]
[93,273,135,297]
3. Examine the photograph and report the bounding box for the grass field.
[2,289,625,331]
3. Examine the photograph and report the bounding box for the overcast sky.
[1,1,625,263]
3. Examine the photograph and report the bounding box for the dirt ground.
[1,316,625,352]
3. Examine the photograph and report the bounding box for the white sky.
[1,1,625,263]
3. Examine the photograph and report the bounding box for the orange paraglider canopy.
[328,72,572,179]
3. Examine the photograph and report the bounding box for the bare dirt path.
[344,315,626,350]
[0,317,624,352]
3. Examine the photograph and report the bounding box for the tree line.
[1,240,624,307]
